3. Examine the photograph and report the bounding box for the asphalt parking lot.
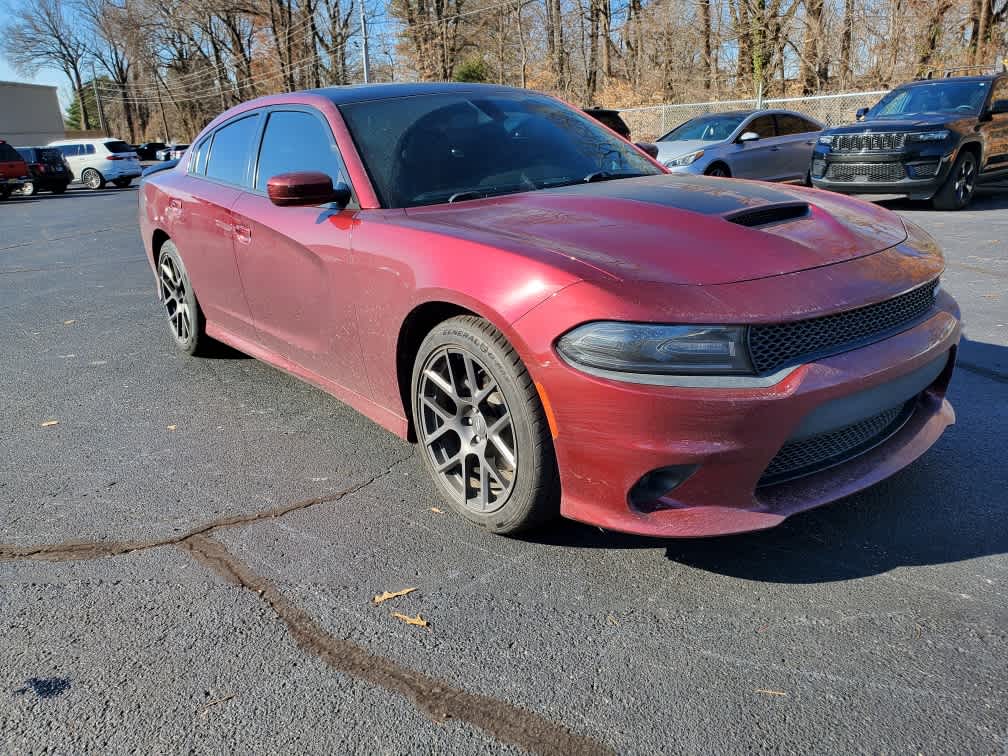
[1,183,1006,754]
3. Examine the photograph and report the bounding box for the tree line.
[3,0,1005,142]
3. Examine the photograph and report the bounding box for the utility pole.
[156,84,170,143]
[360,0,371,83]
[90,63,109,137]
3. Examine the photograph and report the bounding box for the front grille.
[826,162,906,182]
[747,279,938,374]
[759,402,912,486]
[829,133,906,151]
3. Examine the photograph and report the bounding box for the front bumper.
[810,146,953,199]
[516,280,959,538]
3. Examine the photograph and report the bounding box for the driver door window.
[253,110,350,194]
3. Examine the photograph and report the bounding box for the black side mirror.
[635,142,659,159]
[855,107,868,121]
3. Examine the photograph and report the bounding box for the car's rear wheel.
[411,316,559,534]
[705,163,730,177]
[158,240,209,356]
[20,181,36,196]
[113,178,132,188]
[0,189,10,200]
[82,168,105,190]
[932,151,977,210]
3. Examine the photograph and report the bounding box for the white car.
[47,138,142,190]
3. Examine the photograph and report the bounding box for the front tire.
[20,181,36,196]
[705,163,731,178]
[82,168,105,190]
[157,241,210,356]
[932,151,977,210]
[411,316,559,534]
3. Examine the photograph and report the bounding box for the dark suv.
[15,147,71,195]
[811,74,1008,209]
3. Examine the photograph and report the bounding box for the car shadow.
[876,183,1008,212]
[523,337,1008,584]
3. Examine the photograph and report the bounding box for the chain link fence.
[621,90,888,141]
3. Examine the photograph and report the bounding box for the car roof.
[48,137,124,145]
[309,81,528,106]
[899,74,1001,86]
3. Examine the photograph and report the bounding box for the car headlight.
[556,323,752,375]
[665,150,705,167]
[908,130,950,142]
[817,135,834,145]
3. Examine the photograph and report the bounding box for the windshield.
[340,92,662,208]
[658,114,747,142]
[867,81,989,118]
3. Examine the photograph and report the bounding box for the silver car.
[655,110,824,183]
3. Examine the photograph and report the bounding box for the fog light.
[628,465,698,512]
[811,159,826,178]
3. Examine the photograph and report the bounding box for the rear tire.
[705,163,731,178]
[932,151,977,210]
[411,316,560,534]
[0,189,10,200]
[157,240,210,356]
[113,178,132,188]
[20,181,36,196]
[82,168,105,190]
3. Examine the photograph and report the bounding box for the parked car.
[136,142,167,161]
[139,83,959,538]
[811,74,1008,209]
[48,138,142,190]
[168,144,189,161]
[655,109,823,182]
[156,144,188,161]
[583,107,660,158]
[14,146,71,195]
[0,139,29,199]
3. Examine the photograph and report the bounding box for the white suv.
[48,138,142,190]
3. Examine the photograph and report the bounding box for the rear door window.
[253,109,348,192]
[205,114,261,186]
[775,114,818,135]
[84,144,96,155]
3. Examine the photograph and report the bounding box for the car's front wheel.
[82,168,105,190]
[20,181,36,196]
[157,241,210,356]
[411,316,559,534]
[705,163,731,177]
[932,151,977,210]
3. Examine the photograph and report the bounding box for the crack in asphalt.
[0,457,611,755]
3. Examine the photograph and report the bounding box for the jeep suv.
[0,139,29,199]
[811,74,1008,209]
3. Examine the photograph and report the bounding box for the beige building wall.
[0,81,66,147]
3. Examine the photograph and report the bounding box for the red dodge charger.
[139,83,960,537]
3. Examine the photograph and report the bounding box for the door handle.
[234,223,252,244]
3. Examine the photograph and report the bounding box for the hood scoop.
[723,201,810,228]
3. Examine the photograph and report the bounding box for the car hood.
[827,114,963,132]
[654,139,714,163]
[402,175,908,286]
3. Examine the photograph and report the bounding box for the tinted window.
[747,115,776,138]
[868,81,989,118]
[14,147,34,162]
[85,144,96,155]
[255,110,347,191]
[104,140,134,153]
[0,142,22,161]
[991,78,1008,107]
[341,92,661,208]
[56,144,80,157]
[775,114,817,135]
[206,114,260,186]
[659,113,747,142]
[189,137,210,175]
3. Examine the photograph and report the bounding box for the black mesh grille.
[908,161,940,178]
[748,280,938,374]
[830,133,907,151]
[759,402,912,486]
[826,162,905,182]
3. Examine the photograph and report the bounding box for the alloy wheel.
[954,156,975,205]
[158,254,193,344]
[707,166,728,177]
[83,169,102,190]
[417,347,517,513]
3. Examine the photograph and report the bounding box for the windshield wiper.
[447,184,529,204]
[582,171,647,183]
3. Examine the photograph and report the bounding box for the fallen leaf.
[754,689,788,697]
[40,420,59,427]
[373,587,417,605]
[198,693,236,719]
[606,614,619,626]
[429,507,444,514]
[63,319,75,325]
[167,425,177,431]
[392,612,429,628]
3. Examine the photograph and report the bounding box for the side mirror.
[989,99,1008,116]
[635,141,659,159]
[267,171,351,208]
[855,107,869,121]
[738,131,760,143]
